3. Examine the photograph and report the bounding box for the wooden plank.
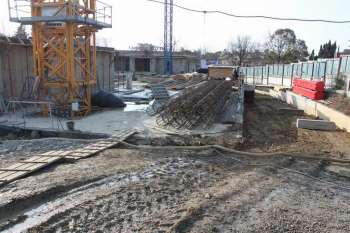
[6,163,38,170]
[5,163,32,170]
[25,156,62,163]
[0,171,17,180]
[0,171,27,182]
[94,142,115,146]
[40,151,59,156]
[0,156,63,183]
[24,156,48,162]
[84,146,105,150]
[0,130,136,185]
[19,161,49,164]
[0,169,32,172]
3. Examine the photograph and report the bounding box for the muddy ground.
[241,95,350,160]
[0,95,350,232]
[322,92,350,116]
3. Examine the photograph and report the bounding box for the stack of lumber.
[293,79,325,100]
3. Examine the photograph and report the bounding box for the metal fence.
[242,55,350,89]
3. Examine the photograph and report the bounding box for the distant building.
[338,49,350,57]
[115,50,199,75]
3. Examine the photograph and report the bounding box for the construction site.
[0,0,350,232]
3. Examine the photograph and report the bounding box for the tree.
[15,25,28,39]
[228,35,253,66]
[293,39,309,62]
[265,28,308,63]
[318,40,337,58]
[309,49,315,61]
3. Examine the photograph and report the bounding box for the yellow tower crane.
[8,0,112,117]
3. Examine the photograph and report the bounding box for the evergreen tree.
[318,45,323,58]
[318,41,337,59]
[309,49,315,60]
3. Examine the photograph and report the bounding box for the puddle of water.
[3,158,206,233]
[123,103,149,112]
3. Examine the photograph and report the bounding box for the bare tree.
[228,35,252,66]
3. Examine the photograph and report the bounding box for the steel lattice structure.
[8,0,112,117]
[163,0,173,75]
[158,80,232,129]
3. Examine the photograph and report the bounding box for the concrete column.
[129,57,135,72]
[126,72,133,90]
[150,58,156,73]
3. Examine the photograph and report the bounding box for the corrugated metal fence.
[242,55,350,88]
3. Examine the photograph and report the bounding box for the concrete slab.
[0,106,152,135]
[296,119,337,131]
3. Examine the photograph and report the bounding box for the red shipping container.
[293,86,324,100]
[292,79,325,92]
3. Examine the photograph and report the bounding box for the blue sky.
[1,0,350,53]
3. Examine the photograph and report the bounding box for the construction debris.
[157,80,232,129]
[296,118,337,131]
[146,84,171,115]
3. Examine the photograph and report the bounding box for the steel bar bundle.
[157,80,232,129]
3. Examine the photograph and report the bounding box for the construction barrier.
[293,78,325,100]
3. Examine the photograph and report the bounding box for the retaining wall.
[0,42,115,100]
[263,89,350,133]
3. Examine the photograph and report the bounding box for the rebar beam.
[158,80,232,129]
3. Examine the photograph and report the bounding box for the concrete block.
[296,119,336,131]
[264,90,350,133]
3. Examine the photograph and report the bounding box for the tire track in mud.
[0,176,106,230]
[1,157,209,233]
[167,165,284,233]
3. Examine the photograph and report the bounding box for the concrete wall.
[0,43,33,99]
[115,50,199,75]
[266,89,350,133]
[95,49,114,92]
[0,42,115,100]
[152,57,197,74]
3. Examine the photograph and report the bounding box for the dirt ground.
[0,95,350,232]
[322,92,350,116]
[241,94,350,160]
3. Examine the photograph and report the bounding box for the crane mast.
[164,0,173,75]
[8,0,112,117]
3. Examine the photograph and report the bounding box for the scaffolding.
[8,0,112,117]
